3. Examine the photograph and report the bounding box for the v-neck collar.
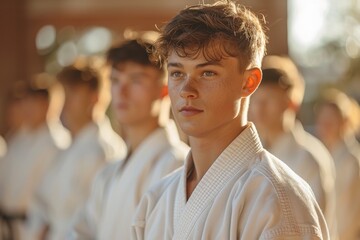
[173,123,263,239]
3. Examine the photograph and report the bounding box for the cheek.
[133,86,158,108]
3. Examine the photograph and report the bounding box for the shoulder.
[91,161,123,195]
[238,150,319,219]
[135,168,182,216]
[251,150,314,195]
[234,151,326,238]
[161,141,189,164]
[147,167,183,199]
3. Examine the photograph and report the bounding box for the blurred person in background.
[0,74,71,240]
[72,38,188,240]
[25,63,127,240]
[3,81,27,142]
[347,97,360,155]
[249,55,338,239]
[315,88,360,240]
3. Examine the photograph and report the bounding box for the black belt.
[0,208,27,240]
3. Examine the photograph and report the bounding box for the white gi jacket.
[73,121,188,240]
[268,122,337,238]
[0,121,70,213]
[331,140,360,240]
[26,118,126,240]
[132,123,329,240]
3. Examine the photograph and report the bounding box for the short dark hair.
[107,39,163,72]
[261,68,292,91]
[261,55,305,105]
[25,73,57,99]
[57,65,100,91]
[155,0,267,70]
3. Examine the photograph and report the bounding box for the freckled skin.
[167,52,247,139]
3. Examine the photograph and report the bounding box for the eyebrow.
[167,60,223,69]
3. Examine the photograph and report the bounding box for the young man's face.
[315,104,343,142]
[167,50,250,138]
[61,84,97,130]
[110,62,163,126]
[23,94,49,129]
[249,84,289,132]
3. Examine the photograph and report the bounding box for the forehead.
[62,85,86,95]
[167,49,240,69]
[111,62,160,75]
[166,39,242,64]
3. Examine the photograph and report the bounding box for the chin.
[180,125,207,138]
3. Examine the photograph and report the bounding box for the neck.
[188,120,247,184]
[322,135,342,152]
[259,126,286,149]
[124,117,160,152]
[70,118,93,138]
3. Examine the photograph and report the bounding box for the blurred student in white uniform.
[0,74,71,240]
[346,97,360,156]
[25,63,127,240]
[249,55,337,238]
[131,2,329,239]
[315,89,360,240]
[72,38,188,240]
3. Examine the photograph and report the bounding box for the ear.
[160,85,168,99]
[90,90,99,106]
[241,67,262,97]
[288,100,300,113]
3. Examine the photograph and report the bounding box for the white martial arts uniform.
[0,121,70,214]
[25,118,126,240]
[0,121,70,239]
[73,121,188,240]
[132,123,329,240]
[331,140,360,240]
[268,122,337,238]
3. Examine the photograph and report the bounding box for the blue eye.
[170,71,184,78]
[202,71,216,77]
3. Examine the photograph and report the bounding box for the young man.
[0,75,71,239]
[315,89,360,240]
[25,65,127,240]
[132,2,329,239]
[249,55,337,238]
[72,39,188,239]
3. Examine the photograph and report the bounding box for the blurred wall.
[0,0,288,135]
[0,0,26,136]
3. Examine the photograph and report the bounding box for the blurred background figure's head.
[106,38,168,129]
[249,55,304,138]
[22,73,61,130]
[4,81,27,138]
[57,63,103,136]
[315,88,358,151]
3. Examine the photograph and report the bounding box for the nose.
[179,77,198,99]
[113,80,128,97]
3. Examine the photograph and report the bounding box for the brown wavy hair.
[155,0,267,71]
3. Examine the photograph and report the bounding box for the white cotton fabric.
[25,118,126,240]
[132,123,329,240]
[268,122,337,238]
[72,121,188,240]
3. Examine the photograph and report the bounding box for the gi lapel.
[173,124,263,240]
